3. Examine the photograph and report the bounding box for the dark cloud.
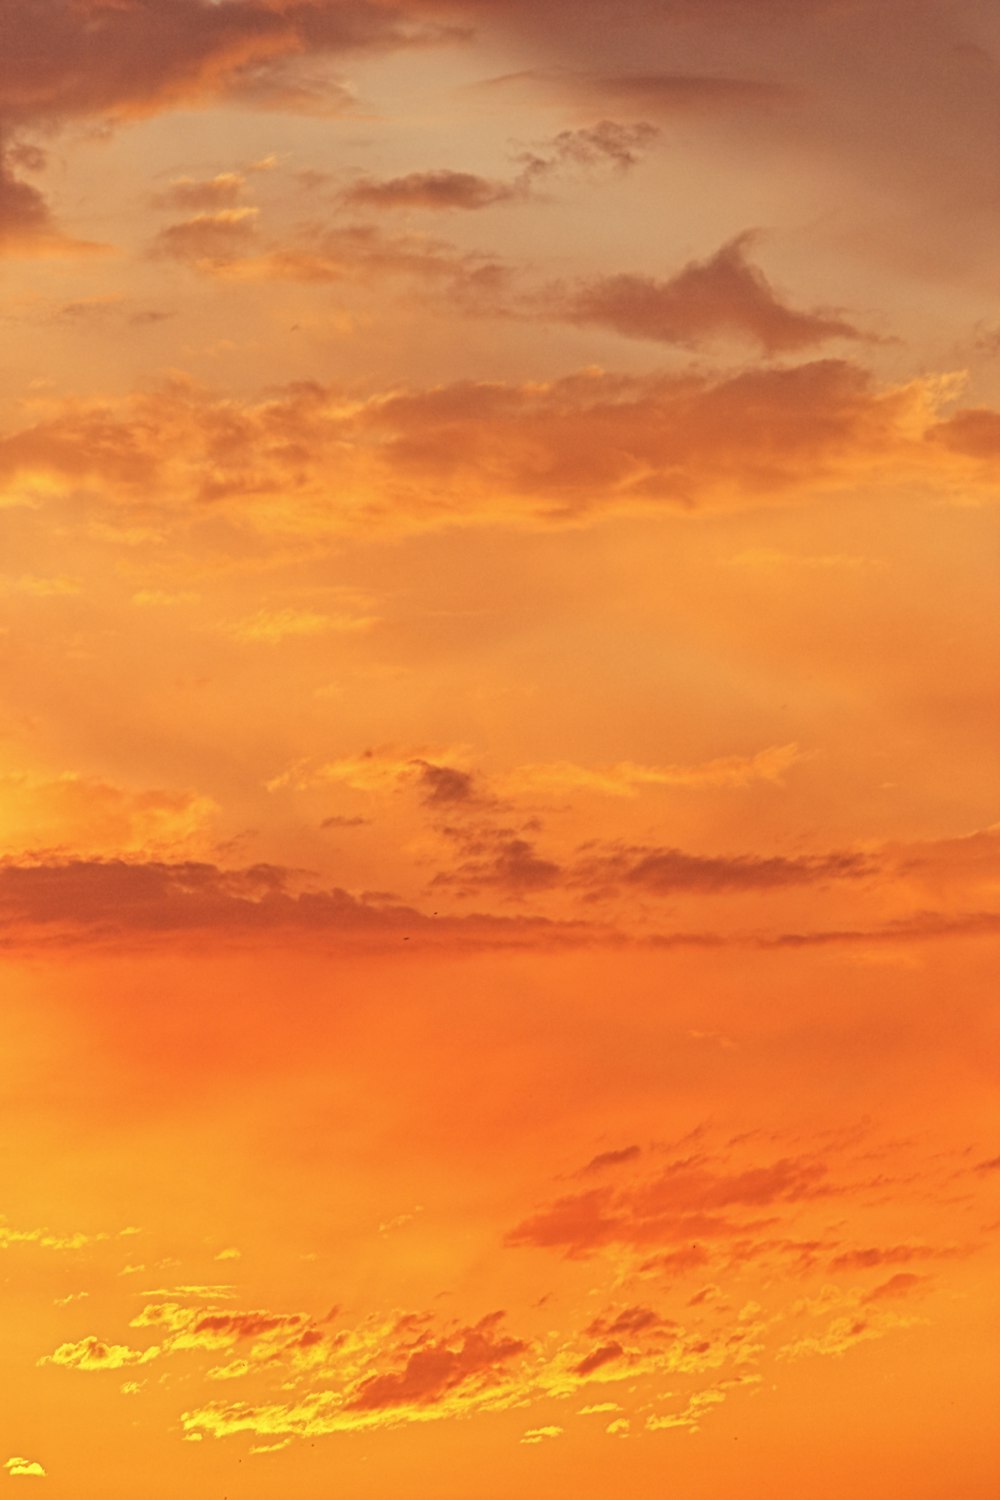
[432,832,561,895]
[638,1244,711,1275]
[589,843,873,895]
[0,857,596,951]
[433,826,872,901]
[0,149,52,243]
[190,1310,308,1341]
[347,1312,527,1411]
[579,1144,642,1175]
[507,1155,828,1257]
[827,1245,943,1272]
[517,119,660,176]
[0,1,430,128]
[150,208,259,265]
[0,141,103,255]
[355,358,919,516]
[562,235,865,353]
[412,761,481,807]
[573,1341,624,1376]
[342,170,517,212]
[585,1305,670,1338]
[861,1273,927,1303]
[765,910,1000,948]
[152,174,247,212]
[928,407,1000,460]
[473,65,789,118]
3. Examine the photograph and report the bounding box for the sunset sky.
[1,2,999,1495]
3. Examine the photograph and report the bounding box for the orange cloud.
[0,1,428,129]
[0,360,968,534]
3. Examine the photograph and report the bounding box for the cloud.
[3,1458,45,1480]
[181,1310,534,1440]
[39,1335,159,1371]
[579,1145,642,1175]
[0,359,961,534]
[573,1342,625,1376]
[132,1303,311,1352]
[827,1245,944,1273]
[777,1310,908,1362]
[0,1222,102,1251]
[585,1306,666,1338]
[0,855,596,951]
[153,174,248,212]
[763,909,1000,949]
[149,212,511,304]
[432,832,561,895]
[412,761,482,807]
[561,235,865,353]
[585,843,873,895]
[434,824,872,901]
[347,1312,528,1412]
[150,207,260,265]
[271,748,476,797]
[227,607,379,642]
[339,121,662,216]
[503,743,802,797]
[638,1245,712,1275]
[521,120,660,174]
[0,771,218,859]
[342,170,518,212]
[478,67,788,119]
[0,0,438,239]
[507,1155,829,1257]
[928,406,1000,461]
[861,1273,927,1303]
[0,147,105,258]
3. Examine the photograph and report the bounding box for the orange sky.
[1,2,998,1495]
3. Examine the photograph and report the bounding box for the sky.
[1,1,999,1494]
